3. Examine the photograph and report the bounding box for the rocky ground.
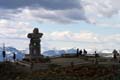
[0,58,120,80]
[0,61,32,80]
[32,63,120,80]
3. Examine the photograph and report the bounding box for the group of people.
[2,50,16,62]
[77,49,88,56]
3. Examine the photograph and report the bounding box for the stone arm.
[27,33,32,38]
[39,33,43,38]
[27,33,43,38]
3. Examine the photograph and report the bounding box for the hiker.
[94,51,99,64]
[83,49,87,56]
[77,48,79,57]
[112,49,118,59]
[79,49,82,56]
[2,50,6,61]
[13,52,16,62]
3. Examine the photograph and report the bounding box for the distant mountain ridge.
[43,48,77,57]
[0,47,25,61]
[0,47,116,61]
[42,48,116,57]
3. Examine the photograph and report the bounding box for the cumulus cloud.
[45,31,98,42]
[0,7,86,23]
[0,0,120,24]
[82,0,120,24]
[0,0,86,23]
[0,0,120,25]
[19,8,85,23]
[40,31,120,50]
[0,19,34,49]
[0,0,120,50]
[44,31,120,44]
[0,19,33,39]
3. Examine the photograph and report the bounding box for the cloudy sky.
[0,0,120,51]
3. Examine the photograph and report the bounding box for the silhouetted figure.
[79,49,82,56]
[112,49,118,59]
[95,51,99,58]
[27,28,43,59]
[77,48,79,57]
[2,51,6,61]
[83,49,87,56]
[2,43,6,61]
[94,51,99,64]
[13,52,16,62]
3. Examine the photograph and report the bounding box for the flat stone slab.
[32,63,50,71]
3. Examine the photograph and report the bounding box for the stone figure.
[27,28,43,58]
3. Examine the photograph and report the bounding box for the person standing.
[94,51,99,64]
[77,48,79,57]
[2,43,6,61]
[83,49,87,56]
[13,52,16,62]
[112,49,118,59]
[79,49,82,56]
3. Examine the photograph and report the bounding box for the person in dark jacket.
[112,49,118,59]
[83,49,87,56]
[13,52,16,62]
[2,50,6,61]
[79,49,82,56]
[77,48,79,57]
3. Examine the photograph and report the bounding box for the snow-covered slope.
[0,47,25,61]
[42,48,116,57]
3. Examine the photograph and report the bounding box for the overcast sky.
[0,0,120,51]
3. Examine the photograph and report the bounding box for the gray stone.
[27,28,43,59]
